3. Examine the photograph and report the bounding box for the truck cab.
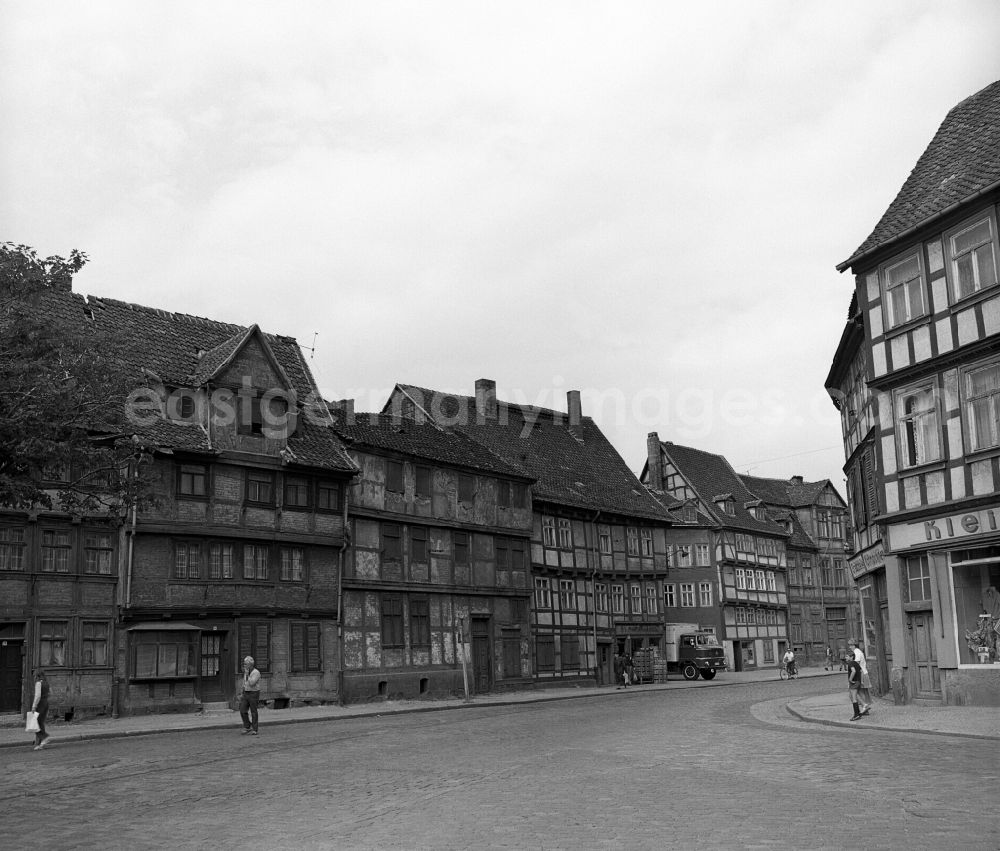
[664,623,727,681]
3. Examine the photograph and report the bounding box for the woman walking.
[31,670,51,751]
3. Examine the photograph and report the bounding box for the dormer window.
[714,495,735,516]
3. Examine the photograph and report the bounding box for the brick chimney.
[647,431,663,488]
[566,390,582,431]
[790,475,804,485]
[475,378,497,422]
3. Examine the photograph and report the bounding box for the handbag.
[25,711,39,733]
[860,671,872,690]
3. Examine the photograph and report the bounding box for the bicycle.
[778,661,798,680]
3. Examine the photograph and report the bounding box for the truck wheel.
[700,669,716,680]
[682,663,699,680]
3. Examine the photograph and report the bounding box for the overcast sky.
[3,2,999,490]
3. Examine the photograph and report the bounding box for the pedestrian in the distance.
[846,654,864,720]
[613,652,626,689]
[31,670,51,751]
[624,652,635,686]
[847,638,872,715]
[825,646,833,671]
[239,655,261,735]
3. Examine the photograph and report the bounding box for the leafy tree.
[0,243,149,514]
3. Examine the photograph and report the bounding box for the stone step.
[200,701,232,714]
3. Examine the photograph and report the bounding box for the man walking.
[847,638,872,716]
[239,655,261,735]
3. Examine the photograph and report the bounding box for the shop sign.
[848,544,884,579]
[888,505,1000,551]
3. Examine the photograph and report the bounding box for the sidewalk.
[3,666,997,748]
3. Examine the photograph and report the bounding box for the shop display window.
[951,547,1000,665]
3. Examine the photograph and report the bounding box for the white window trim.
[944,209,999,304]
[961,354,1000,453]
[894,379,942,470]
[880,247,927,331]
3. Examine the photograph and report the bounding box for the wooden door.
[907,611,940,697]
[199,632,227,701]
[471,619,491,694]
[0,641,22,712]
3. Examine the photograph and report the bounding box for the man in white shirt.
[781,648,797,678]
[847,639,872,715]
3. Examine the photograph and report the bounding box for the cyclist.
[781,648,797,679]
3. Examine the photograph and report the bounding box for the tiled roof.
[659,442,787,536]
[739,473,834,509]
[30,286,356,474]
[763,507,818,550]
[839,78,1000,271]
[330,410,532,479]
[393,385,673,523]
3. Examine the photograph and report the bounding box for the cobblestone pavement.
[4,677,999,850]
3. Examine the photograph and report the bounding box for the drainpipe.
[336,481,349,705]
[116,455,140,720]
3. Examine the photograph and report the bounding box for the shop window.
[238,622,271,672]
[951,548,1000,665]
[133,629,197,679]
[41,530,71,573]
[290,622,321,672]
[82,622,108,666]
[0,526,25,571]
[84,532,114,575]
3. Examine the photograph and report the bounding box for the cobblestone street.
[5,678,998,850]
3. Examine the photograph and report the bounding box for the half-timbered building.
[832,79,1000,705]
[329,404,534,701]
[383,381,676,687]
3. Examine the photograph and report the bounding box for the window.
[947,215,997,301]
[290,622,321,672]
[381,597,404,647]
[174,542,201,579]
[834,560,846,588]
[680,583,695,607]
[454,531,469,567]
[883,251,925,328]
[243,544,269,580]
[820,557,833,588]
[39,621,67,666]
[317,480,340,512]
[238,622,270,672]
[382,524,402,563]
[763,642,774,663]
[817,510,832,539]
[767,571,776,592]
[84,532,114,575]
[699,582,712,607]
[735,568,746,590]
[905,555,932,603]
[627,527,639,555]
[561,637,580,669]
[736,533,753,554]
[559,579,575,610]
[595,582,609,612]
[0,526,25,571]
[664,584,676,608]
[612,584,625,614]
[789,565,799,585]
[630,583,641,614]
[830,513,845,541]
[280,547,305,581]
[802,566,813,587]
[542,516,556,547]
[458,473,475,503]
[386,460,404,494]
[135,629,198,678]
[598,526,611,554]
[745,570,756,591]
[246,470,275,505]
[411,527,428,563]
[410,598,430,647]
[502,629,521,678]
[81,622,108,666]
[675,545,692,567]
[640,528,653,557]
[756,569,766,591]
[646,585,658,615]
[237,393,264,436]
[736,607,747,625]
[511,482,528,508]
[511,598,528,623]
[178,464,208,498]
[283,476,310,509]
[415,466,431,498]
[695,544,710,566]
[896,385,941,468]
[964,360,1000,452]
[41,530,71,573]
[826,607,847,639]
[209,543,234,579]
[505,538,526,573]
[536,635,555,671]
[534,577,551,609]
[558,518,573,549]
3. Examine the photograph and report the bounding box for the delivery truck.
[664,623,727,680]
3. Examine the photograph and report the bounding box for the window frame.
[41,529,72,573]
[894,381,942,469]
[457,473,475,504]
[238,621,271,673]
[699,581,712,607]
[386,460,404,495]
[280,546,306,582]
[415,465,432,498]
[177,463,209,499]
[611,583,625,614]
[664,583,676,608]
[39,620,68,667]
[595,582,609,613]
[559,578,575,610]
[680,583,695,607]
[209,542,235,580]
[81,621,109,667]
[316,480,341,513]
[598,525,612,554]
[243,543,269,581]
[453,531,469,568]
[290,621,322,672]
[944,210,999,304]
[961,355,1000,453]
[245,469,276,506]
[880,248,927,331]
[410,597,431,648]
[626,527,640,556]
[534,577,552,609]
[380,596,404,648]
[84,531,114,575]
[0,525,26,572]
[410,526,429,563]
[557,518,573,550]
[282,475,311,510]
[382,523,402,563]
[174,541,202,580]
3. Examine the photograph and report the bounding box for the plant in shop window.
[964,612,1000,664]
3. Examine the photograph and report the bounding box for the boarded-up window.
[454,532,469,566]
[386,460,404,494]
[535,634,555,671]
[291,622,321,672]
[561,636,580,669]
[415,466,432,498]
[382,524,402,562]
[502,629,521,678]
[411,527,428,563]
[381,597,404,647]
[458,474,475,503]
[410,598,430,647]
[238,622,271,672]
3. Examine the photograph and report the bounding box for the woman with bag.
[847,638,872,716]
[30,670,51,750]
